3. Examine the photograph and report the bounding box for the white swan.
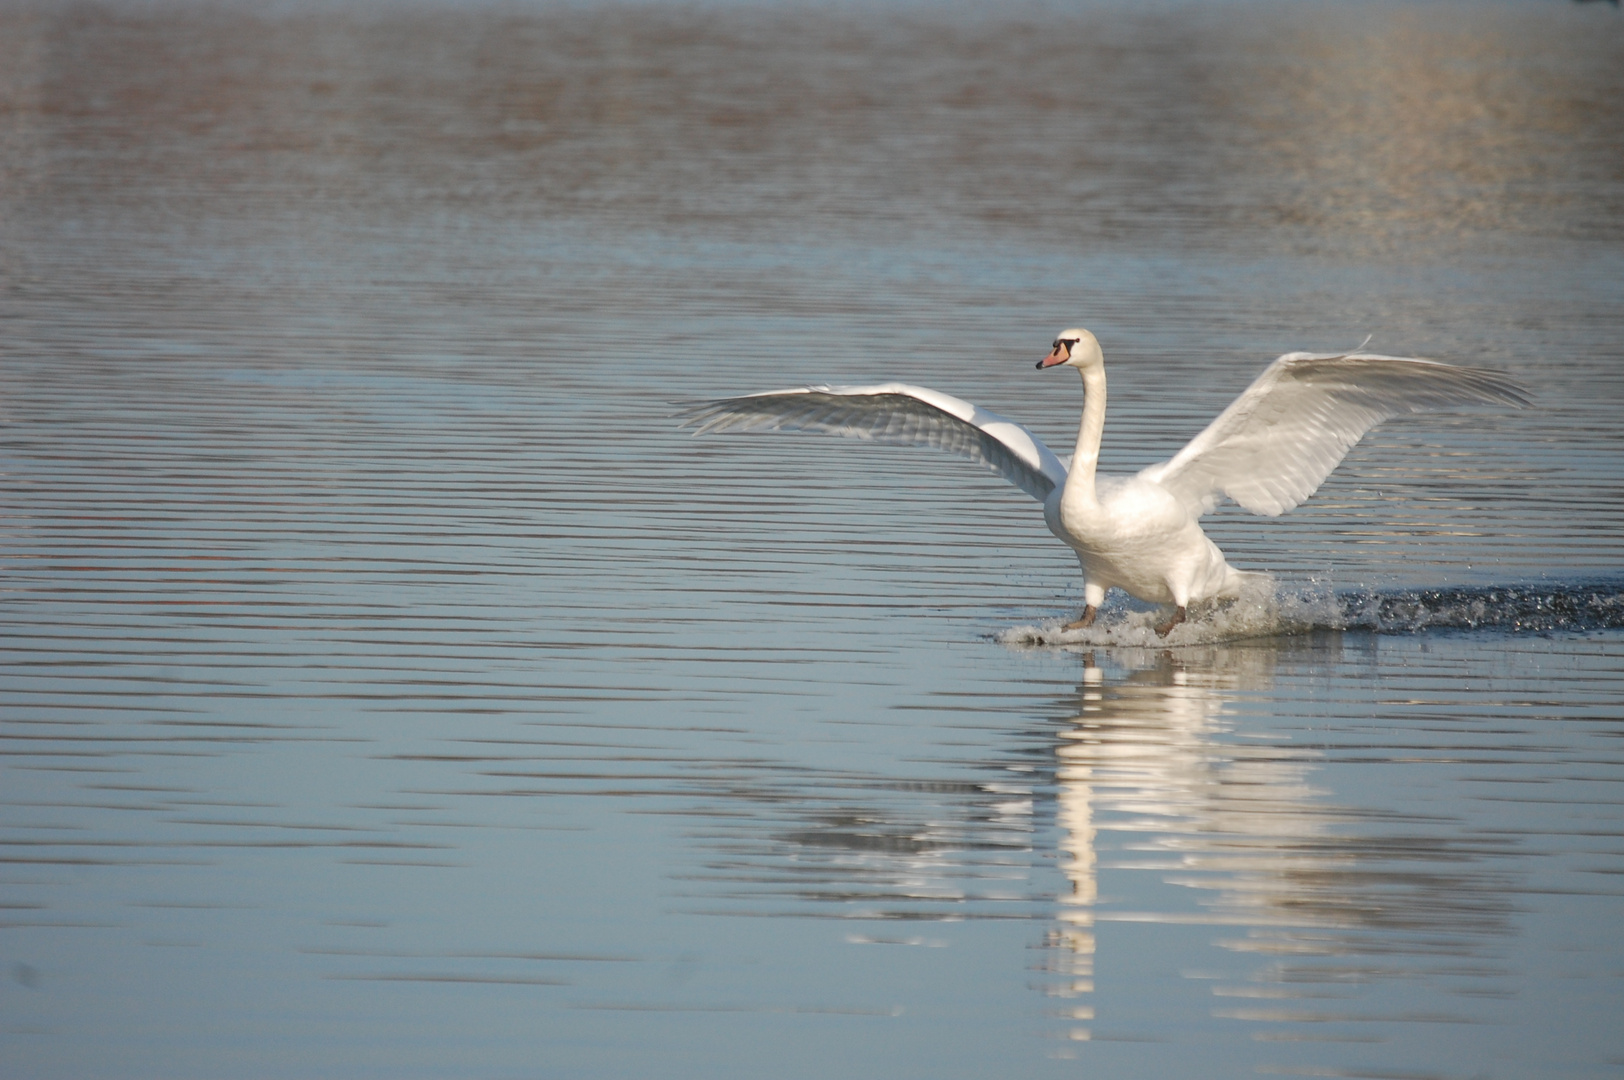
[680,329,1529,635]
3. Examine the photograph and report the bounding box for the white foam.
[999,577,1343,649]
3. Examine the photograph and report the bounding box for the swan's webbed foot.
[1154,606,1187,637]
[1063,605,1097,631]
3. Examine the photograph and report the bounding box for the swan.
[679,329,1529,636]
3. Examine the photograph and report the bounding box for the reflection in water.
[1045,648,1301,1039]
[1039,643,1521,1050]
[668,636,1540,1058]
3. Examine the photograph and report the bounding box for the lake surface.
[2,1,1622,1077]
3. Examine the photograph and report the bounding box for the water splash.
[1339,583,1624,633]
[1001,581,1624,647]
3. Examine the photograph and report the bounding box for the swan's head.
[1036,328,1103,371]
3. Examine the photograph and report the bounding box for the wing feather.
[677,382,1068,502]
[1141,352,1530,517]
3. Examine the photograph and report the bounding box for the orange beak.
[1036,341,1071,369]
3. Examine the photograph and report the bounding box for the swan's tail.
[1219,567,1274,600]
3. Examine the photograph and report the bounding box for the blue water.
[2,1,1622,1077]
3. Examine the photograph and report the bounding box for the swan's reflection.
[678,636,1518,1048]
[1041,640,1516,1044]
[1044,645,1304,1036]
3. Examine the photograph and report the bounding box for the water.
[2,1,1622,1077]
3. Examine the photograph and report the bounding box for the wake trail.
[1001,581,1624,648]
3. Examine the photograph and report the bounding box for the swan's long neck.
[1063,367,1106,504]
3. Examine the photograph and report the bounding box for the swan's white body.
[680,328,1528,631]
[1047,474,1248,611]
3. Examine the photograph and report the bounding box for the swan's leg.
[1064,580,1106,631]
[1154,606,1187,637]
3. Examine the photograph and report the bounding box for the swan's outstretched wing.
[678,382,1069,502]
[1140,352,1530,517]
